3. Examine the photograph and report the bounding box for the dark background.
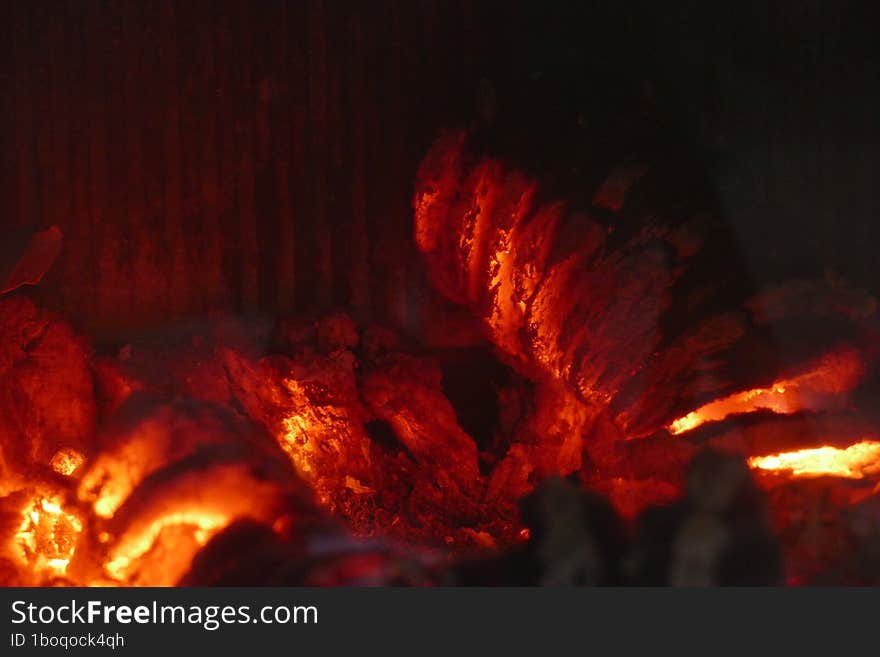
[2,587,877,655]
[1,0,877,339]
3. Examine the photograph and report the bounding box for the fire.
[276,375,372,510]
[748,440,880,479]
[14,494,83,579]
[668,386,793,435]
[50,448,85,476]
[667,349,864,435]
[90,458,294,586]
[77,414,187,520]
[280,406,319,477]
[1,394,308,586]
[104,511,229,583]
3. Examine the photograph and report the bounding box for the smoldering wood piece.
[413,129,879,440]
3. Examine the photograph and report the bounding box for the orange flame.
[668,385,794,435]
[104,511,228,584]
[14,494,83,579]
[748,440,880,479]
[50,448,85,476]
[668,349,864,435]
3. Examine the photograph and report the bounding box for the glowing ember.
[77,418,173,519]
[276,375,371,509]
[91,457,294,586]
[14,494,83,578]
[50,448,85,476]
[104,511,228,583]
[667,349,864,435]
[281,407,319,476]
[668,386,793,434]
[748,440,880,479]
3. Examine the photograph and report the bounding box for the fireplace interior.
[2,0,880,586]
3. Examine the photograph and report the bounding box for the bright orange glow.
[104,511,228,583]
[77,422,166,518]
[668,386,791,434]
[748,440,880,479]
[14,494,83,579]
[95,460,289,585]
[50,448,85,476]
[280,399,320,477]
[277,376,371,509]
[668,349,864,435]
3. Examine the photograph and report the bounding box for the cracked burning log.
[413,130,877,437]
[413,129,880,512]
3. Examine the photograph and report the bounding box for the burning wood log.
[413,129,878,439]
[413,129,880,488]
[410,127,880,580]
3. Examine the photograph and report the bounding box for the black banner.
[1,587,876,655]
